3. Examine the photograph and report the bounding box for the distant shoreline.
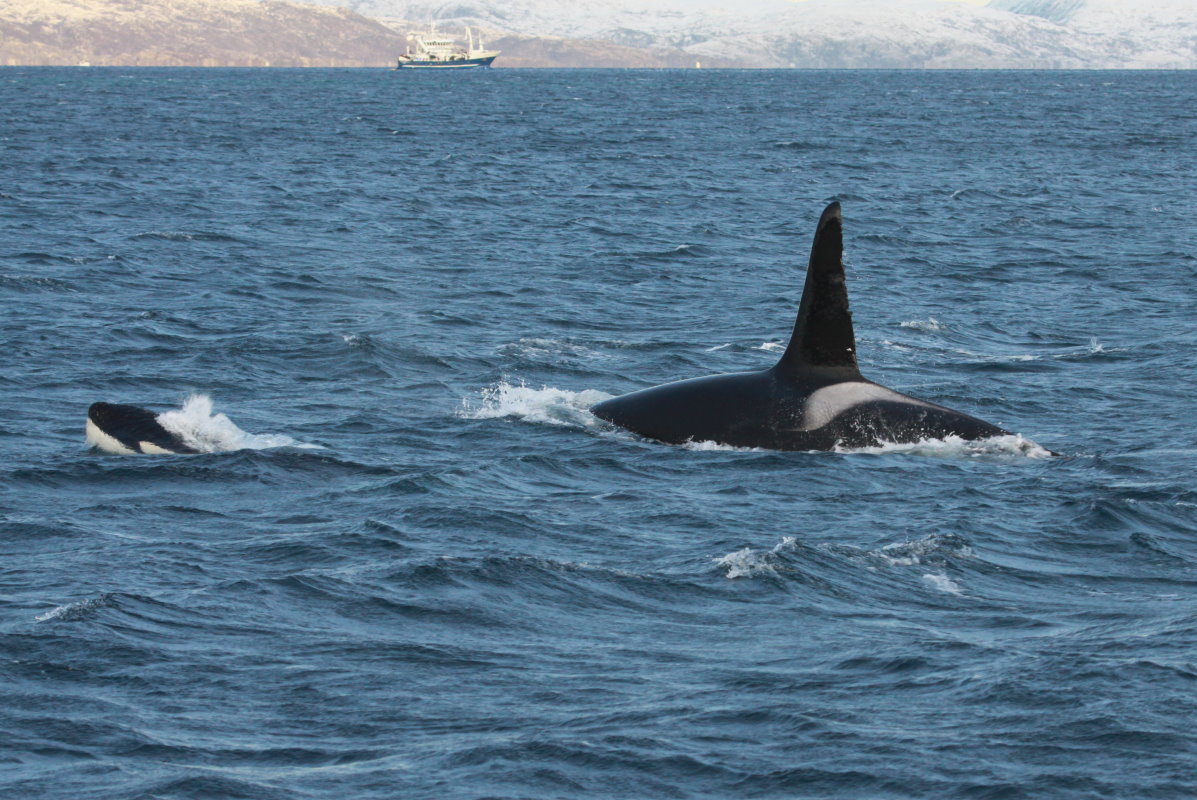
[3,65,1194,71]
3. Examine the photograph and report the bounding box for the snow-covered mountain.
[990,0,1197,67]
[328,0,1197,68]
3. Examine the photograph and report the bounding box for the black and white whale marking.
[591,202,1034,452]
[86,402,199,455]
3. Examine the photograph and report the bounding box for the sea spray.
[156,394,318,453]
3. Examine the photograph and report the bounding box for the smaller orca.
[86,402,199,455]
[591,202,1044,452]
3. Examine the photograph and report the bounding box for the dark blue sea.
[2,67,1196,799]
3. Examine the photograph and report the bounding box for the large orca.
[86,402,199,455]
[591,202,1032,451]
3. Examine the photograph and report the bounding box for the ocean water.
[1,67,1195,799]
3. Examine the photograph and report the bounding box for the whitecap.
[36,594,114,622]
[874,534,973,567]
[922,573,965,595]
[497,337,601,361]
[1055,337,1128,359]
[955,338,1126,364]
[156,394,319,453]
[715,536,796,579]
[955,348,1040,362]
[900,317,943,332]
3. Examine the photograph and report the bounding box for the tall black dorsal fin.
[777,201,860,375]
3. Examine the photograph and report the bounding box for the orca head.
[86,401,199,455]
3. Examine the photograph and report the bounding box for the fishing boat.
[396,26,500,69]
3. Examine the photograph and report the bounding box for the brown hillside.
[0,0,406,66]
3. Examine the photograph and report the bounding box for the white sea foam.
[715,536,797,579]
[681,439,763,452]
[705,341,783,354]
[874,535,973,567]
[713,534,976,591]
[922,573,965,595]
[36,594,114,622]
[958,350,1038,362]
[955,338,1126,364]
[1077,337,1128,357]
[460,381,612,428]
[717,534,972,592]
[497,338,601,360]
[900,317,943,332]
[156,394,319,453]
[835,434,1054,460]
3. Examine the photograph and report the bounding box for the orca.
[86,402,200,455]
[591,202,1034,452]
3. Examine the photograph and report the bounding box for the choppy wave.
[714,534,976,602]
[4,69,1196,800]
[870,533,973,566]
[35,593,117,622]
[715,536,799,579]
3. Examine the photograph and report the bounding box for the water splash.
[835,434,1054,460]
[156,395,318,453]
[679,434,1050,459]
[681,439,764,452]
[460,381,611,428]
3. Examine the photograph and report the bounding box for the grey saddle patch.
[791,382,931,432]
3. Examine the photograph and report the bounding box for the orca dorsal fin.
[777,201,861,376]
